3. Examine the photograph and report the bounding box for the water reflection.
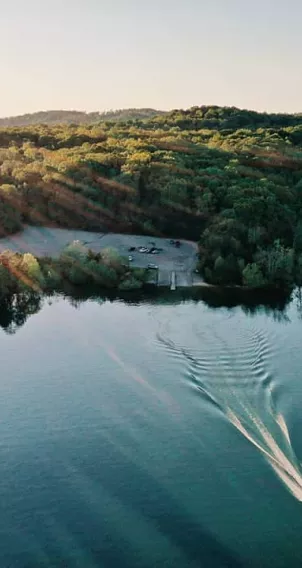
[0,291,42,334]
[0,286,295,335]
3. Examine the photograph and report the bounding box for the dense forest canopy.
[1,104,302,289]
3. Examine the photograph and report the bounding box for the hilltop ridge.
[1,105,302,129]
[0,108,165,127]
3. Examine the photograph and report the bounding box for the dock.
[170,270,176,290]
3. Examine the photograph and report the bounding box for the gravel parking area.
[0,226,202,287]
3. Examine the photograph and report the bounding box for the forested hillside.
[0,108,164,127]
[1,105,302,289]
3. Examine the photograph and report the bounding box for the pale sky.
[1,0,301,117]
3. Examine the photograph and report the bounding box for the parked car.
[169,239,181,247]
[128,246,136,252]
[128,255,133,261]
[138,247,149,253]
[147,263,158,269]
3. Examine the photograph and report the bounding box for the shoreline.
[0,226,295,295]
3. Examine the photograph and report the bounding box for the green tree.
[21,253,45,286]
[256,241,294,289]
[242,263,266,288]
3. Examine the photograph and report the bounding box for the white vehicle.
[147,263,158,269]
[128,255,133,261]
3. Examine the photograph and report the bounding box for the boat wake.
[155,313,302,501]
[226,408,302,501]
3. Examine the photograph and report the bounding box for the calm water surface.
[0,292,302,567]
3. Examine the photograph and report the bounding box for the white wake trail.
[156,314,302,501]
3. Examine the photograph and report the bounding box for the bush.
[65,264,89,285]
[242,263,266,288]
[61,241,89,262]
[42,265,62,289]
[21,253,45,286]
[86,259,119,287]
[118,277,143,290]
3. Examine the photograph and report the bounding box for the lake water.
[0,290,302,567]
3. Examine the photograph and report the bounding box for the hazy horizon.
[2,0,302,117]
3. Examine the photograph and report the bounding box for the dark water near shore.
[0,289,302,567]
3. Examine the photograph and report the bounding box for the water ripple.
[155,313,302,502]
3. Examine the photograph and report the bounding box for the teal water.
[0,292,302,567]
